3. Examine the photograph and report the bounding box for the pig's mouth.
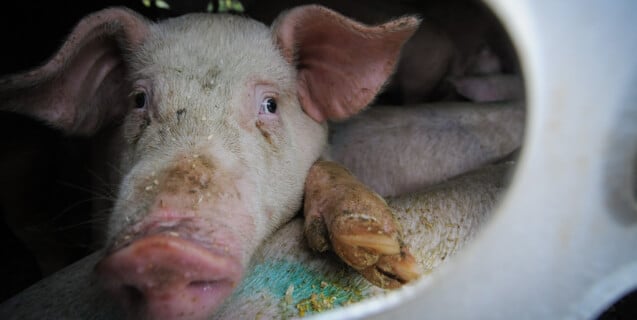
[107,216,237,253]
[96,218,244,320]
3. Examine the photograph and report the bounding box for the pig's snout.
[96,234,242,320]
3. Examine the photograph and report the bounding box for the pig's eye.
[134,92,147,109]
[260,97,277,114]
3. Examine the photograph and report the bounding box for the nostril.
[188,280,216,289]
[122,284,145,306]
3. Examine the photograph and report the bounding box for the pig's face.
[98,14,327,318]
[0,6,418,319]
[110,13,325,264]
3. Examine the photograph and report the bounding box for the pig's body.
[0,163,511,319]
[0,6,423,319]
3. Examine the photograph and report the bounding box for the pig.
[0,162,514,319]
[0,96,525,318]
[0,5,424,319]
[1,0,527,297]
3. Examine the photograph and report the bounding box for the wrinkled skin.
[0,5,420,319]
[304,161,421,288]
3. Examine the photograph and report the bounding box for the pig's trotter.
[304,212,330,253]
[359,246,420,289]
[303,160,421,288]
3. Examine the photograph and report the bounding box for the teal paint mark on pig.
[235,259,371,316]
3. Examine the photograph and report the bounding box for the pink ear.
[0,8,148,135]
[273,5,420,122]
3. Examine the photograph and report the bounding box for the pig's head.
[0,6,418,319]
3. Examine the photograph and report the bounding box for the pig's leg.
[217,163,512,318]
[303,160,421,289]
[330,101,524,197]
[452,74,524,102]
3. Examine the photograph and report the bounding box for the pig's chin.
[95,218,245,320]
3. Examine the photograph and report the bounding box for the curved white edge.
[310,277,433,320]
[307,1,637,319]
[572,262,637,319]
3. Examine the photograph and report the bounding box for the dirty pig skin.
[0,162,513,319]
[0,5,420,320]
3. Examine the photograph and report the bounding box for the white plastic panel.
[314,0,637,318]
